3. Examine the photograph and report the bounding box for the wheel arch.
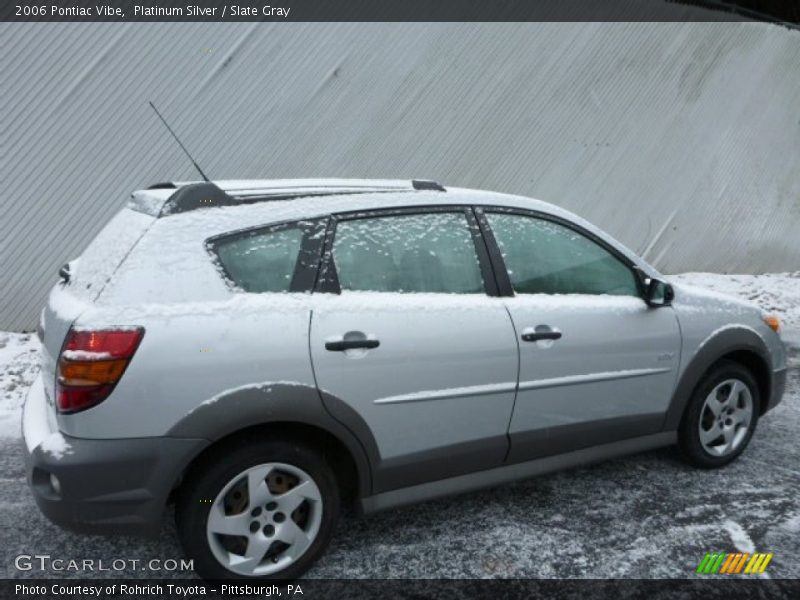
[166,383,374,501]
[663,326,773,430]
[720,349,771,415]
[175,421,363,503]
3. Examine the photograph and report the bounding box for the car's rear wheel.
[678,360,760,468]
[176,438,340,580]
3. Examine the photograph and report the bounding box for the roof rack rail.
[153,178,447,216]
[160,182,234,216]
[412,179,446,192]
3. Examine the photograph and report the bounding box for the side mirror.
[645,277,674,307]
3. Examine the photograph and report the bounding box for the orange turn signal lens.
[763,315,780,333]
[58,358,129,386]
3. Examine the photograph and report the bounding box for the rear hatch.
[39,208,155,409]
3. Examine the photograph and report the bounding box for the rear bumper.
[765,367,787,413]
[22,375,208,536]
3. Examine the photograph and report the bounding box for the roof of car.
[123,178,649,277]
[127,176,599,230]
[125,176,581,236]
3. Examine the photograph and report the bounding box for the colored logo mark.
[697,552,773,574]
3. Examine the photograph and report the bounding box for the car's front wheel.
[176,438,340,580]
[678,360,760,468]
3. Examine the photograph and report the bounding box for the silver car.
[23,179,787,580]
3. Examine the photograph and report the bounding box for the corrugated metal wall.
[2,21,800,331]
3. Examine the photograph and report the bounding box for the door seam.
[502,302,521,463]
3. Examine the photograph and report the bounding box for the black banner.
[4,579,800,600]
[2,0,799,23]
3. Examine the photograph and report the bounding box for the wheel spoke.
[276,519,311,556]
[230,534,271,570]
[700,423,722,445]
[247,465,274,507]
[704,392,723,417]
[734,404,753,427]
[725,380,744,408]
[207,505,251,536]
[721,425,736,452]
[278,480,319,513]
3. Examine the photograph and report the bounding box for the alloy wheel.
[206,462,323,576]
[698,378,753,457]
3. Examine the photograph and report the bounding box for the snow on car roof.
[128,179,427,216]
[127,178,563,219]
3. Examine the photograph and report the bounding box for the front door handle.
[325,339,380,352]
[521,330,562,342]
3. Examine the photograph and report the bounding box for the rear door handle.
[325,339,380,352]
[521,330,562,342]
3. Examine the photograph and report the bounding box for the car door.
[478,208,682,463]
[309,207,519,493]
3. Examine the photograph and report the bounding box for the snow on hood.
[670,272,800,329]
[669,280,761,315]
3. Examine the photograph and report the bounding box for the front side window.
[332,212,484,293]
[485,212,639,296]
[212,226,304,293]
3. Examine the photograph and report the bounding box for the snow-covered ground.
[0,273,798,579]
[0,331,39,438]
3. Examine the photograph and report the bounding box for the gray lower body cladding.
[24,434,207,536]
[360,431,677,514]
[767,367,787,412]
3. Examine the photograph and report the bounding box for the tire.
[176,437,340,580]
[678,360,760,469]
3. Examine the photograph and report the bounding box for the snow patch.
[192,380,310,411]
[48,286,92,322]
[781,513,800,533]
[66,208,156,303]
[723,520,755,554]
[61,349,112,360]
[506,293,645,311]
[40,432,72,459]
[21,373,53,452]
[0,333,41,439]
[671,272,800,329]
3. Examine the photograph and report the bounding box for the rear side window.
[209,221,325,293]
[331,212,484,293]
[485,212,639,296]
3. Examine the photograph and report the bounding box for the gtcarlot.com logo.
[14,554,193,572]
[696,552,773,575]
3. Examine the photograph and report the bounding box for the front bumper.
[22,374,208,536]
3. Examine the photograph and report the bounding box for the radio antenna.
[148,101,210,182]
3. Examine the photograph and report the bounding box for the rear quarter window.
[208,220,325,293]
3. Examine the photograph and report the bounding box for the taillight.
[57,327,144,413]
